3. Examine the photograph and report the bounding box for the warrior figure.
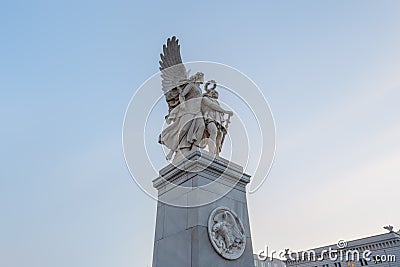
[202,80,233,155]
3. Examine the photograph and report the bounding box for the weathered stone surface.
[154,229,192,267]
[152,151,254,267]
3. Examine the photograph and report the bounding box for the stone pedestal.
[152,150,254,267]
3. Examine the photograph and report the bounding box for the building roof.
[292,231,400,254]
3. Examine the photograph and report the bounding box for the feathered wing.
[159,36,188,117]
[225,212,244,240]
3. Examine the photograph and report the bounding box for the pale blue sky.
[1,1,400,266]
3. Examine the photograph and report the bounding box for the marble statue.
[158,36,233,160]
[202,80,233,154]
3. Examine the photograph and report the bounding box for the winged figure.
[158,36,233,160]
[384,225,394,232]
[211,211,245,253]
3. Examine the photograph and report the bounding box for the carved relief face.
[212,221,224,233]
[190,72,204,84]
[211,90,219,99]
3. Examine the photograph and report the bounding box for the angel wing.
[159,36,188,117]
[224,211,244,240]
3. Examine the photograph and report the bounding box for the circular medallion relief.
[207,207,246,260]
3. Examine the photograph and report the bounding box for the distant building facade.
[285,230,400,267]
[254,254,286,267]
